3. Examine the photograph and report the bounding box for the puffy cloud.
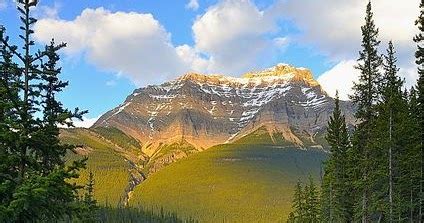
[186,0,199,11]
[317,60,358,100]
[318,60,418,101]
[72,116,100,128]
[33,1,290,84]
[280,0,419,64]
[33,0,419,92]
[176,44,210,73]
[34,8,190,86]
[192,0,278,74]
[58,116,100,129]
[282,0,420,100]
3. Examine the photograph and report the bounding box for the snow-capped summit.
[93,63,355,158]
[178,63,319,87]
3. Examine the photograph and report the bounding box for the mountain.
[61,63,355,221]
[91,63,354,173]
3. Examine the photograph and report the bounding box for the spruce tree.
[80,171,98,222]
[0,0,87,221]
[304,176,320,222]
[321,159,335,223]
[414,0,424,221]
[350,1,383,221]
[406,88,422,221]
[373,41,409,222]
[322,92,353,222]
[291,180,305,222]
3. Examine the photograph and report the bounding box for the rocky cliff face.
[93,63,355,157]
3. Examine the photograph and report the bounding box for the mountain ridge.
[92,63,355,174]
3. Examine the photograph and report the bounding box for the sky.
[0,0,421,127]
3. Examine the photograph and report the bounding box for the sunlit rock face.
[93,63,355,155]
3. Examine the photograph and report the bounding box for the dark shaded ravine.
[121,159,146,207]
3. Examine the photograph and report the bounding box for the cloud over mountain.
[34,0,288,85]
[34,8,190,86]
[279,0,420,98]
[34,0,420,97]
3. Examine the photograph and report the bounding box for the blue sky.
[0,0,419,126]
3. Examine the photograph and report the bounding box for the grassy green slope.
[61,128,134,206]
[130,143,327,222]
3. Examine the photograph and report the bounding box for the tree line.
[288,1,424,222]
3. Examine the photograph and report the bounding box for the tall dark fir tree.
[373,41,411,222]
[350,1,383,222]
[321,92,353,222]
[0,0,87,221]
[414,0,424,221]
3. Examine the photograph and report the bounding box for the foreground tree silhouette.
[350,2,382,222]
[321,92,353,222]
[414,0,424,221]
[0,0,87,221]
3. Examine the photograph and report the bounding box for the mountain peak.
[178,63,318,86]
[243,63,314,81]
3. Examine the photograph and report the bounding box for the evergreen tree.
[0,0,87,221]
[291,180,306,222]
[414,0,424,221]
[84,172,97,209]
[400,88,422,222]
[372,41,410,222]
[321,160,335,223]
[304,176,320,222]
[288,178,320,223]
[80,171,98,222]
[321,92,353,222]
[350,1,383,221]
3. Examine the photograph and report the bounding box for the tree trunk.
[362,177,368,223]
[330,180,333,223]
[411,183,414,223]
[389,109,393,223]
[420,139,423,223]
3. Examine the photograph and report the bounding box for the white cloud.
[318,60,418,101]
[192,0,279,74]
[280,0,419,64]
[317,60,358,100]
[59,116,100,128]
[176,44,210,72]
[72,116,100,128]
[281,0,420,99]
[33,0,419,93]
[186,0,199,11]
[34,8,191,86]
[33,1,289,84]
